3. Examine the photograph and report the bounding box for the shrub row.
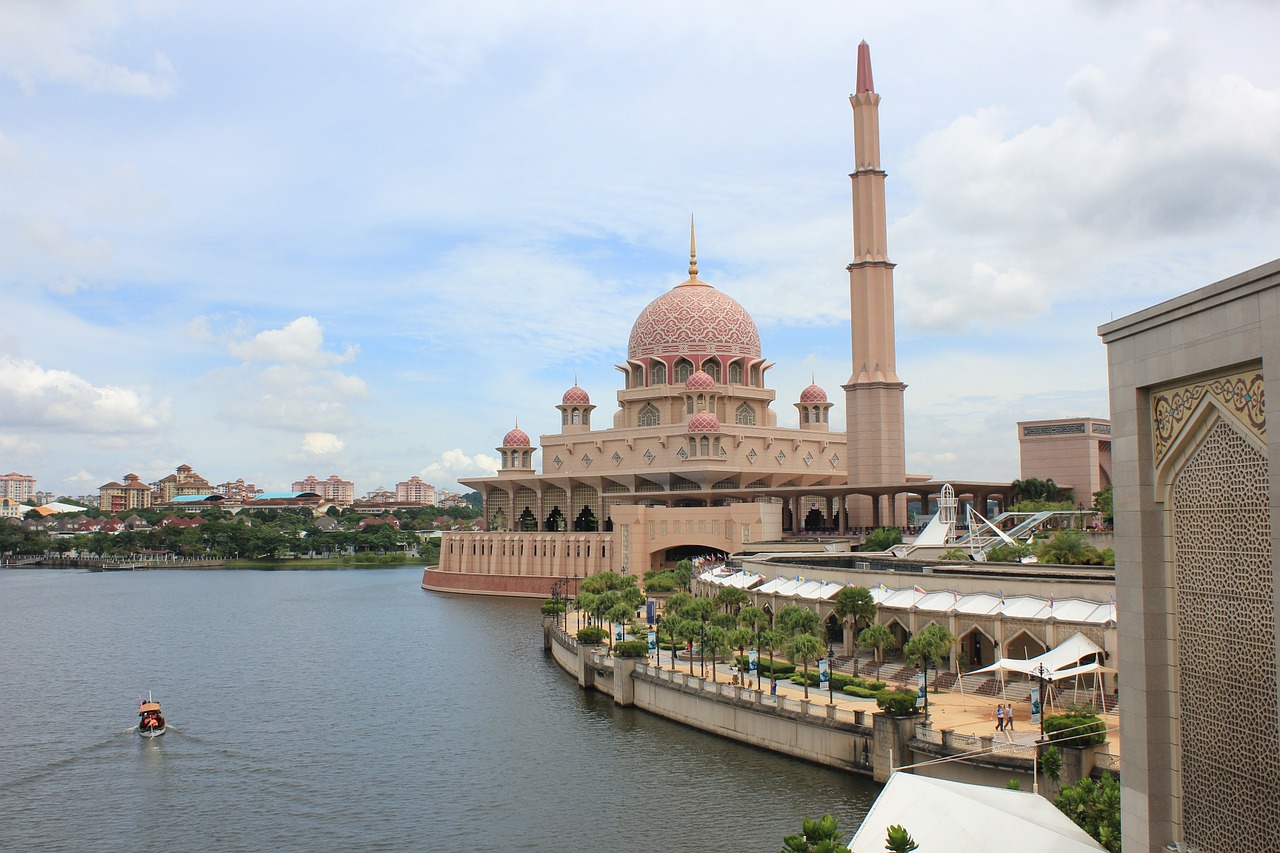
[875,689,920,716]
[735,655,797,677]
[1044,712,1107,746]
[576,626,608,644]
[787,670,889,692]
[613,640,650,658]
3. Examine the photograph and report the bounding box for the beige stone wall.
[1018,417,1112,501]
[1099,257,1280,853]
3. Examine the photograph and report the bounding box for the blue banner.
[748,649,758,672]
[647,631,656,652]
[645,599,656,624]
[818,657,830,685]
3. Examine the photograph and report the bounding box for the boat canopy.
[140,702,162,712]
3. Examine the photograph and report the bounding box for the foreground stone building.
[1100,257,1279,853]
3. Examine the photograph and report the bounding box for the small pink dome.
[502,426,531,447]
[800,383,828,403]
[685,370,715,391]
[561,385,590,405]
[687,412,721,433]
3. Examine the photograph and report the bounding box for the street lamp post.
[827,646,835,705]
[699,624,706,679]
[654,615,663,669]
[1032,662,1048,795]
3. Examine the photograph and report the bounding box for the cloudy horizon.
[2,0,1278,498]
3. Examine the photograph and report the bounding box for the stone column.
[871,712,916,783]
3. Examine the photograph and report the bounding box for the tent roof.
[848,773,1107,853]
[969,632,1106,678]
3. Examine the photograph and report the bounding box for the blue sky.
[2,0,1278,497]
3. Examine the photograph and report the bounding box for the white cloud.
[0,0,176,96]
[228,316,357,367]
[0,354,168,433]
[301,432,344,455]
[420,449,500,482]
[64,468,98,482]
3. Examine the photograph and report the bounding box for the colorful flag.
[912,585,926,595]
[1048,595,1055,610]
[999,590,1006,607]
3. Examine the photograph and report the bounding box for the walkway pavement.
[561,613,1121,756]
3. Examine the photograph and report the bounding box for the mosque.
[423,42,1008,597]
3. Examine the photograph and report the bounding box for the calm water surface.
[0,567,878,851]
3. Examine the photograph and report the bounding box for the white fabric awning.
[848,772,1107,852]
[968,632,1106,678]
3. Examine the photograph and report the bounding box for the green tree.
[858,623,894,680]
[575,592,599,627]
[1036,529,1100,565]
[884,824,919,853]
[664,591,694,619]
[714,585,748,614]
[1054,773,1121,853]
[862,526,903,552]
[832,585,876,656]
[787,633,827,700]
[986,541,1036,563]
[729,626,754,680]
[780,813,850,853]
[604,603,631,651]
[777,604,822,639]
[703,625,730,683]
[659,616,688,670]
[760,628,785,693]
[739,605,770,689]
[674,617,701,676]
[904,623,954,697]
[1092,485,1113,526]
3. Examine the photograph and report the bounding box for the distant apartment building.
[34,490,57,506]
[151,464,214,502]
[292,474,355,506]
[99,473,153,512]
[1,496,26,518]
[395,476,436,505]
[0,472,37,502]
[214,479,263,502]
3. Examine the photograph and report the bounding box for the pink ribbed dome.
[685,370,715,391]
[502,426,531,447]
[687,412,721,433]
[800,383,828,403]
[561,385,590,405]
[628,278,761,361]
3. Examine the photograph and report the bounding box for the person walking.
[1006,703,1015,732]
[995,704,1005,732]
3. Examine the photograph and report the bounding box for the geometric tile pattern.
[1172,417,1277,853]
[628,281,761,360]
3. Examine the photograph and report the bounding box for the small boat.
[138,694,166,738]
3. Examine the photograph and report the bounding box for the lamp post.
[654,615,662,668]
[1032,662,1048,795]
[699,623,706,679]
[827,645,835,706]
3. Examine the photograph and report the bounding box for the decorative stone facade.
[1100,256,1280,853]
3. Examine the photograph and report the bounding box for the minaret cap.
[856,40,874,93]
[688,215,698,279]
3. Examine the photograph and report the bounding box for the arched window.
[821,409,828,423]
[638,403,660,427]
[686,397,694,415]
[582,411,590,427]
[522,451,530,466]
[700,436,710,456]
[735,403,755,426]
[561,410,568,426]
[728,362,743,384]
[571,410,580,425]
[632,366,644,388]
[750,365,761,386]
[701,358,721,382]
[673,358,694,383]
[501,450,509,467]
[652,362,667,385]
[714,438,722,455]
[802,408,810,424]
[688,437,697,456]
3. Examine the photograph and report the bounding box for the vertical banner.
[645,599,656,624]
[615,624,625,642]
[916,673,926,707]
[647,631,656,652]
[818,657,830,685]
[1030,684,1042,725]
[748,649,758,672]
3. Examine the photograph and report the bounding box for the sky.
[2,0,1278,498]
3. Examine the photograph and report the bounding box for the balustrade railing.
[1093,751,1121,772]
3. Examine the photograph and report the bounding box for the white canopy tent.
[847,773,1106,852]
[968,632,1106,680]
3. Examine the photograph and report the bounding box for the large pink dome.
[561,385,590,405]
[800,383,828,403]
[502,426,531,447]
[687,412,721,433]
[628,278,760,361]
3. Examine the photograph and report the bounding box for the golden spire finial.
[688,214,698,279]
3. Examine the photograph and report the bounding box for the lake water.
[0,567,878,851]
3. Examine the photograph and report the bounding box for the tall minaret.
[844,41,907,517]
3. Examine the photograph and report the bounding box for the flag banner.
[916,672,926,707]
[646,599,656,624]
[818,657,830,685]
[748,649,758,672]
[1031,684,1043,725]
[647,631,656,652]
[615,624,624,642]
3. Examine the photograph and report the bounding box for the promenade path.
[559,611,1122,759]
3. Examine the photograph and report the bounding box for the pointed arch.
[673,358,694,383]
[735,403,755,426]
[638,403,660,427]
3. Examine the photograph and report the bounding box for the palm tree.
[675,618,700,676]
[788,633,827,700]
[760,628,785,693]
[714,585,748,615]
[574,592,599,628]
[858,624,894,680]
[1036,529,1092,565]
[777,604,822,639]
[665,590,694,618]
[728,626,754,681]
[605,603,631,651]
[660,616,687,670]
[738,605,770,689]
[832,585,876,657]
[704,625,730,683]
